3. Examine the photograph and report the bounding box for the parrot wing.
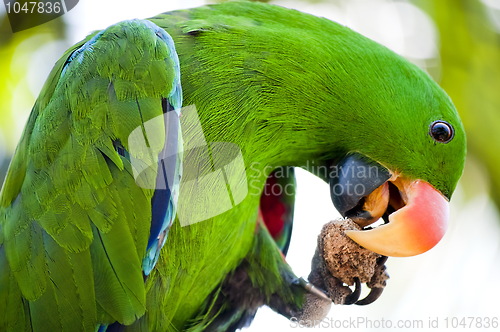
[0,19,182,331]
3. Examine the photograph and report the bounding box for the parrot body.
[0,1,466,331]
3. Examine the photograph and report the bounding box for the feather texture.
[0,1,466,331]
[0,19,181,330]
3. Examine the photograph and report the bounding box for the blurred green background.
[1,0,499,330]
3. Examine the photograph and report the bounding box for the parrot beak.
[329,154,449,257]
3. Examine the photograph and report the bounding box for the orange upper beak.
[346,178,449,257]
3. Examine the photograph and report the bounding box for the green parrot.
[0,1,466,331]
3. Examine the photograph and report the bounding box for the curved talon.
[344,277,361,305]
[356,287,384,305]
[377,255,388,266]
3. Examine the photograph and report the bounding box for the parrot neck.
[181,101,334,187]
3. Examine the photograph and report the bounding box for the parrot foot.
[296,277,331,301]
[355,255,389,305]
[343,278,361,304]
[308,218,390,305]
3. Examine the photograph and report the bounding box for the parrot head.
[321,49,466,257]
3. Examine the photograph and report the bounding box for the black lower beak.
[329,153,390,222]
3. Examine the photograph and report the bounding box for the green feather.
[144,2,465,329]
[0,19,180,329]
[0,1,466,330]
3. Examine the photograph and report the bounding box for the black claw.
[354,255,388,305]
[344,278,361,305]
[356,287,384,305]
[377,255,388,266]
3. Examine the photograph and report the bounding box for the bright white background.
[2,1,500,331]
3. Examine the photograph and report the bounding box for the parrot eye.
[429,120,454,143]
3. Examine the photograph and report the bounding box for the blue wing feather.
[142,95,182,276]
[97,20,183,331]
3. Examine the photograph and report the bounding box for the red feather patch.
[259,173,286,239]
